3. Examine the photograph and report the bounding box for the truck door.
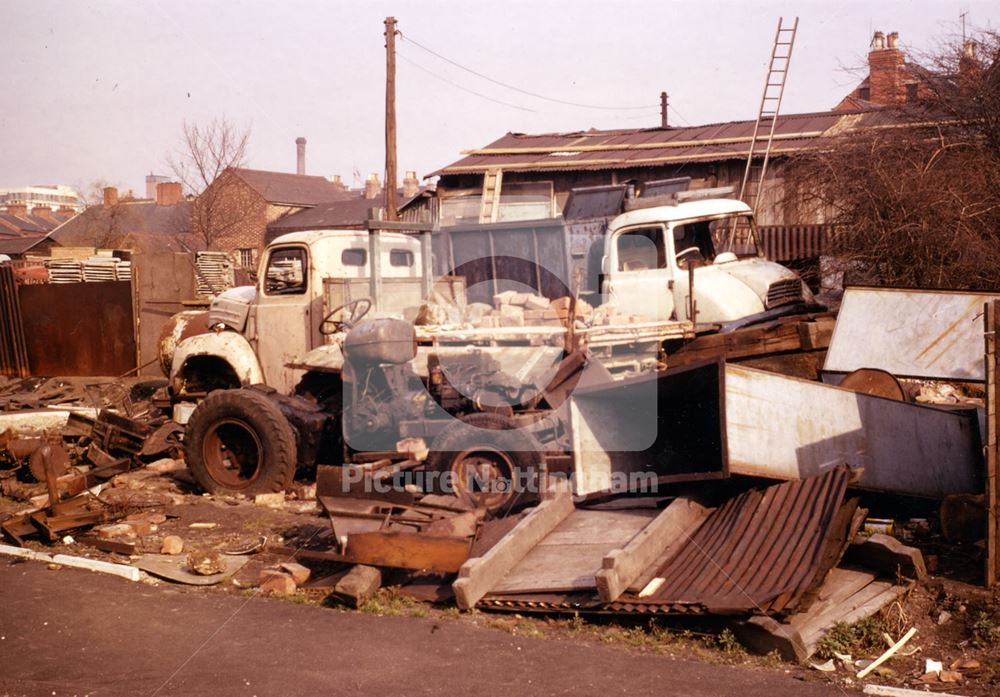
[255,245,312,393]
[607,226,675,321]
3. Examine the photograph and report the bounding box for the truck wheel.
[185,389,297,495]
[426,413,542,513]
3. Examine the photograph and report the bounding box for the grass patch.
[969,610,1000,648]
[815,615,888,659]
[357,587,430,618]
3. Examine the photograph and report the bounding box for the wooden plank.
[490,509,655,593]
[452,483,574,609]
[596,497,710,602]
[987,300,999,587]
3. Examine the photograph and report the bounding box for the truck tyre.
[426,412,542,513]
[185,389,298,496]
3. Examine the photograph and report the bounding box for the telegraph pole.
[660,91,669,128]
[384,16,399,221]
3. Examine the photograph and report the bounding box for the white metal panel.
[726,364,980,498]
[824,287,1000,381]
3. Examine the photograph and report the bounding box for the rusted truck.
[161,190,816,506]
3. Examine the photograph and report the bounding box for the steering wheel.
[320,298,372,335]
[675,246,703,268]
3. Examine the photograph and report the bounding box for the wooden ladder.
[479,168,503,223]
[737,16,798,214]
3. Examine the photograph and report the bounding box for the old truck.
[163,192,815,504]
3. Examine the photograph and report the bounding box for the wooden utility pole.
[660,91,669,128]
[384,16,399,221]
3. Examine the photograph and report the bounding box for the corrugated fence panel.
[0,264,30,377]
[759,225,836,261]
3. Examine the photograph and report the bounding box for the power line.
[398,32,657,111]
[397,52,536,112]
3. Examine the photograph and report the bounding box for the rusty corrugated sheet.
[623,466,853,614]
[433,110,918,175]
[0,264,30,377]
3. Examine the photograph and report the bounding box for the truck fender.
[171,331,265,393]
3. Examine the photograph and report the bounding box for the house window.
[238,248,256,268]
[342,248,368,266]
[906,83,918,102]
[264,247,307,295]
[389,249,414,267]
[858,87,871,101]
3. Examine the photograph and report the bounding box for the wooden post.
[986,300,999,587]
[660,91,668,128]
[384,16,399,221]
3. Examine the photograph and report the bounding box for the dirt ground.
[3,456,999,696]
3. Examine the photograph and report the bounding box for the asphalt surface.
[0,558,856,697]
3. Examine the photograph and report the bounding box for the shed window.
[342,248,367,266]
[389,249,414,267]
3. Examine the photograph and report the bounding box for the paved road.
[0,558,853,697]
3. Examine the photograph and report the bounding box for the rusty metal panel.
[19,281,136,377]
[824,286,1000,381]
[726,363,981,498]
[0,265,30,377]
[622,467,852,614]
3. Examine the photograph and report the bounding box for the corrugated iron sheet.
[434,109,940,175]
[0,264,30,378]
[622,466,853,614]
[481,468,855,617]
[758,224,836,261]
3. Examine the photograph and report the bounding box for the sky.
[1,0,997,197]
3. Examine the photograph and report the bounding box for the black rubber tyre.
[185,389,298,495]
[426,412,542,513]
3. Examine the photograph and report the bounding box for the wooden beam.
[845,533,927,581]
[452,482,574,609]
[595,497,708,602]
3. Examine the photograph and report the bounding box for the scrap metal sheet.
[617,467,853,614]
[824,286,1000,381]
[726,363,981,497]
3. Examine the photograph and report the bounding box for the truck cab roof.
[610,198,752,230]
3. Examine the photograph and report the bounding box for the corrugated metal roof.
[433,108,935,176]
[621,466,854,614]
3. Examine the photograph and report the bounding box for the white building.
[0,185,81,212]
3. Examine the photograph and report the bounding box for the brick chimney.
[364,172,381,200]
[32,206,54,221]
[328,174,347,191]
[959,40,982,94]
[403,170,420,198]
[5,202,28,218]
[867,30,907,104]
[296,137,307,175]
[156,181,183,206]
[103,186,119,208]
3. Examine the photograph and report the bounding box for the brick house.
[834,31,937,110]
[0,202,76,258]
[192,167,351,269]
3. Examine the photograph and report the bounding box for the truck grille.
[766,279,803,309]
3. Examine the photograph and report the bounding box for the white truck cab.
[602,195,812,325]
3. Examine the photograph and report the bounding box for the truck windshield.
[673,214,760,265]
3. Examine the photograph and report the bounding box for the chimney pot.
[103,187,118,208]
[156,181,183,206]
[364,173,382,200]
[887,31,899,49]
[328,174,347,191]
[403,170,420,198]
[871,31,885,50]
[296,137,307,176]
